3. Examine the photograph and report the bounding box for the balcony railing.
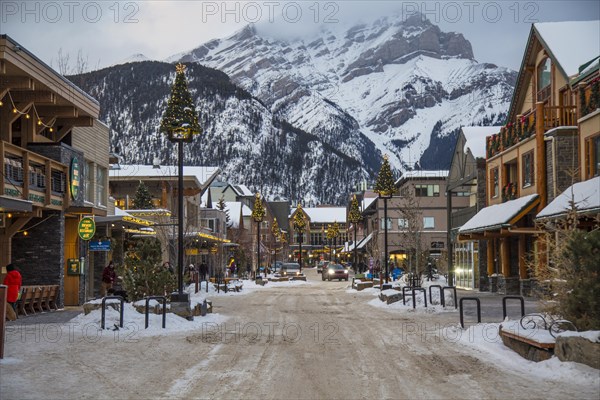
[1,141,69,209]
[486,105,577,159]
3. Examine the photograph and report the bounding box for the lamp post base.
[170,292,193,320]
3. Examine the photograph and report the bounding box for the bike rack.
[459,297,481,329]
[502,296,525,320]
[411,287,427,309]
[144,296,167,329]
[548,320,578,338]
[443,286,457,309]
[520,313,549,330]
[402,286,414,305]
[101,296,124,330]
[428,285,444,306]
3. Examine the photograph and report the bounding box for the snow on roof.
[461,127,501,158]
[110,164,219,186]
[396,170,448,185]
[536,176,600,219]
[402,170,448,179]
[293,207,347,223]
[459,194,539,233]
[535,20,600,78]
[224,202,241,228]
[362,196,378,211]
[231,184,253,196]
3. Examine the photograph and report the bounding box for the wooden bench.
[16,285,59,316]
[209,277,238,284]
[499,325,555,362]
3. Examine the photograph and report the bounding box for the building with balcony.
[108,163,225,275]
[0,35,110,306]
[459,21,600,295]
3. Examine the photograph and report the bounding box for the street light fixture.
[348,194,362,273]
[252,193,266,279]
[160,63,201,304]
[374,155,396,286]
[293,204,307,273]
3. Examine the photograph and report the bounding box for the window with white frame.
[423,217,435,229]
[398,218,408,229]
[95,166,107,206]
[85,161,94,203]
[380,217,392,230]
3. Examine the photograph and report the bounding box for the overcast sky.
[1,1,598,73]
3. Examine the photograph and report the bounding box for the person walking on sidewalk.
[101,261,116,297]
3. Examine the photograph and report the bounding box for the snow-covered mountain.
[168,14,516,170]
[70,62,375,205]
[73,14,516,204]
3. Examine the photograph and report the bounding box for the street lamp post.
[321,226,325,262]
[331,221,340,263]
[252,193,265,279]
[271,218,280,272]
[326,224,333,262]
[160,63,201,306]
[293,204,307,273]
[374,155,396,286]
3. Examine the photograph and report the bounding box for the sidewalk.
[454,289,541,323]
[6,306,83,326]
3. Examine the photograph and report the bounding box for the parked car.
[322,263,349,281]
[280,262,302,277]
[316,260,327,273]
[272,261,283,273]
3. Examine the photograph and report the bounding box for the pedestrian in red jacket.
[3,263,22,311]
[101,261,116,297]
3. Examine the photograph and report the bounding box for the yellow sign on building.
[78,217,96,240]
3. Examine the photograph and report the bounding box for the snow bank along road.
[1,273,597,399]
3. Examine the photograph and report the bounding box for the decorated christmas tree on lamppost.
[348,194,362,273]
[293,204,307,272]
[252,193,266,278]
[374,155,396,285]
[159,63,201,306]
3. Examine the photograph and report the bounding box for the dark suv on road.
[322,263,349,281]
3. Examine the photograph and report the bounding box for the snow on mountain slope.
[169,14,515,171]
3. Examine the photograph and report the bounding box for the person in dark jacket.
[3,263,22,312]
[101,261,116,297]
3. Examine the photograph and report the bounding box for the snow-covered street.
[1,272,598,399]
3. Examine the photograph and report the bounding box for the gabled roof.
[535,21,600,79]
[231,184,253,197]
[508,20,600,120]
[459,194,539,234]
[225,201,252,229]
[537,176,600,219]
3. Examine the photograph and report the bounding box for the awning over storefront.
[0,196,32,212]
[536,176,600,220]
[459,194,540,236]
[96,208,155,233]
